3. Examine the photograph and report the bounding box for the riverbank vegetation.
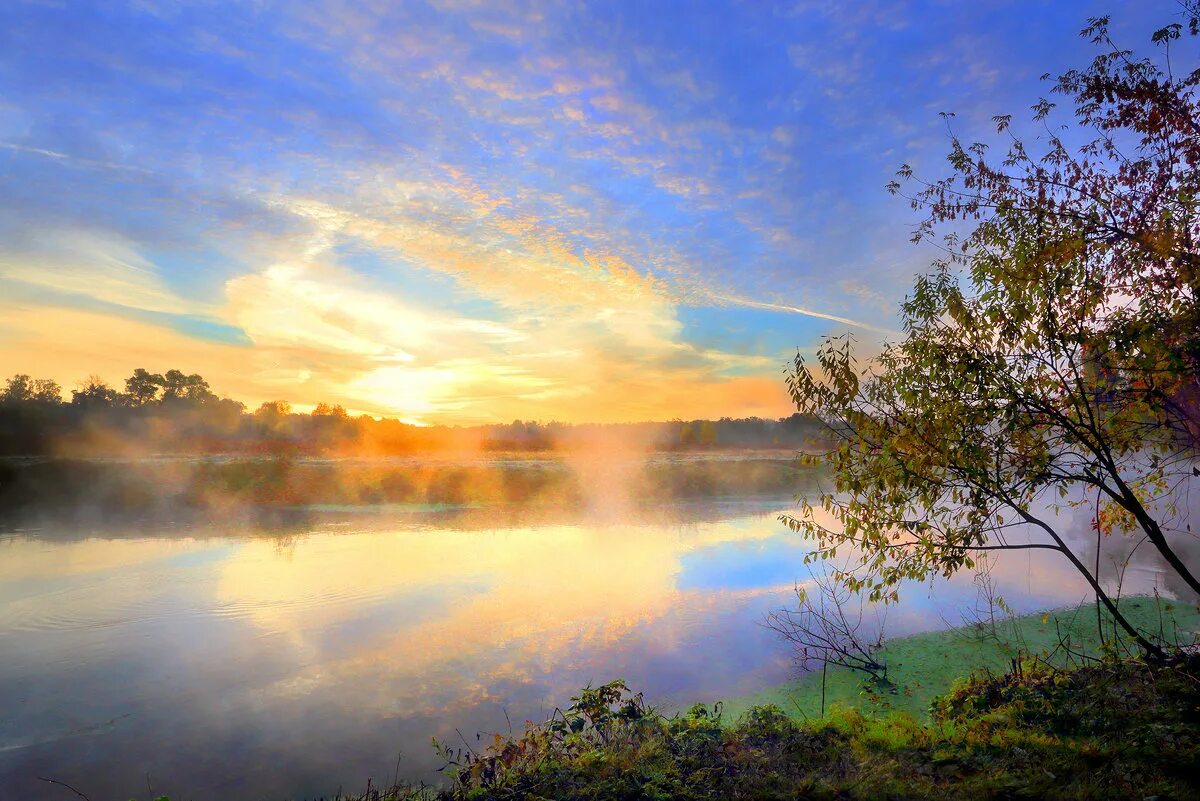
[729,596,1200,722]
[0,370,825,457]
[399,655,1199,801]
[121,639,1200,801]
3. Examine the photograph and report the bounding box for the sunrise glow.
[4,2,1159,423]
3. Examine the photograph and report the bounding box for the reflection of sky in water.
[679,534,808,591]
[0,498,1179,801]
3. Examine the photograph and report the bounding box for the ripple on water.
[0,571,390,635]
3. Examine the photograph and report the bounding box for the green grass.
[722,595,1200,722]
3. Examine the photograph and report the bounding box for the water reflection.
[0,494,1182,801]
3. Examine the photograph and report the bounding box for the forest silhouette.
[0,369,824,457]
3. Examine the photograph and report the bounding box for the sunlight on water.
[0,489,1176,800]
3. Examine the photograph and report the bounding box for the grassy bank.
[402,598,1200,800]
[724,596,1200,722]
[372,652,1200,801]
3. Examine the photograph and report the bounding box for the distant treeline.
[0,370,827,456]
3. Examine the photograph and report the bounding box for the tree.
[255,400,292,419]
[2,375,63,405]
[1,374,61,407]
[254,401,293,437]
[160,369,215,403]
[31,379,61,404]
[1,375,34,405]
[786,12,1200,658]
[678,421,695,447]
[124,368,164,406]
[71,375,119,407]
[205,397,247,432]
[312,402,349,419]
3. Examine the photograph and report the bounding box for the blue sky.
[0,0,1179,422]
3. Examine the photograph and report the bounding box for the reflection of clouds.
[797,488,1196,616]
[0,537,193,583]
[0,537,234,636]
[213,513,793,715]
[203,500,1186,722]
[3,494,1194,800]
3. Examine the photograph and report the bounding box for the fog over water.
[0,455,1190,801]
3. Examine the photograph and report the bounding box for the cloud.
[0,142,157,175]
[10,0,1047,423]
[0,149,804,423]
[713,293,901,337]
[270,192,670,317]
[215,220,794,422]
[0,229,202,316]
[227,261,526,362]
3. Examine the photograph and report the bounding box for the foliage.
[0,367,825,457]
[402,655,1200,800]
[2,374,61,404]
[784,11,1200,657]
[428,680,736,801]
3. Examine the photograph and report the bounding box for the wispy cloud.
[713,294,901,337]
[0,142,156,175]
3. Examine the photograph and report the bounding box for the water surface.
[0,461,1179,800]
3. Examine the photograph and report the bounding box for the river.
[0,455,1178,800]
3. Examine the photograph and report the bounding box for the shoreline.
[722,594,1200,722]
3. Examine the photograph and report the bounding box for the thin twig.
[37,777,92,801]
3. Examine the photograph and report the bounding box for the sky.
[0,0,1181,424]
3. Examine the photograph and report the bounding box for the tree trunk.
[1016,508,1166,659]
